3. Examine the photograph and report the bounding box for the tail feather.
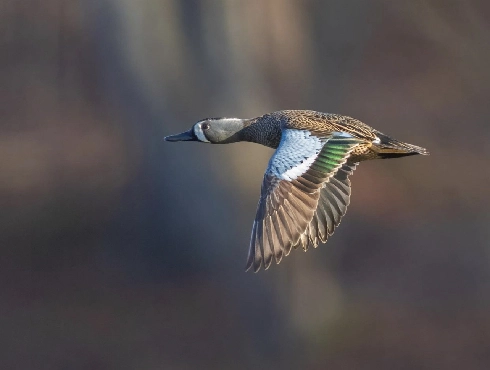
[374,132,429,159]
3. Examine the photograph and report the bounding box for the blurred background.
[2,0,490,369]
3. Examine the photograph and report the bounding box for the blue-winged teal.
[165,110,429,272]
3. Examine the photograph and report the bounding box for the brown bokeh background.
[2,1,490,369]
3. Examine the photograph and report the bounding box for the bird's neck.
[238,115,282,149]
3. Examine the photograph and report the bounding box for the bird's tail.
[374,132,429,159]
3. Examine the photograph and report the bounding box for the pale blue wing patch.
[267,129,326,181]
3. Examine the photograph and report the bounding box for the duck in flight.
[165,110,429,272]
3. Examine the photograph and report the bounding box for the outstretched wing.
[295,160,358,250]
[246,129,361,272]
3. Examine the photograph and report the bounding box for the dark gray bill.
[164,129,197,142]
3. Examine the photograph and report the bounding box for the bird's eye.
[201,122,210,130]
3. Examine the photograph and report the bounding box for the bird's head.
[165,117,247,144]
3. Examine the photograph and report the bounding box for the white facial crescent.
[194,122,210,143]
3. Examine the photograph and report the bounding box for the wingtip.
[245,259,253,272]
[245,260,262,273]
[263,255,273,270]
[274,251,283,265]
[263,261,272,271]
